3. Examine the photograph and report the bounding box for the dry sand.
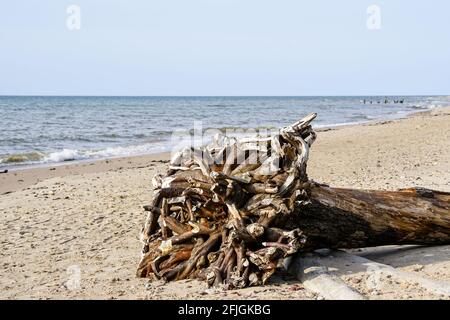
[0,107,449,299]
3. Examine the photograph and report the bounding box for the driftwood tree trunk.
[136,113,450,289]
[292,185,450,249]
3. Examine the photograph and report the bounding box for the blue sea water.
[0,96,448,169]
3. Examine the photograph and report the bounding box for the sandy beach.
[1,107,449,300]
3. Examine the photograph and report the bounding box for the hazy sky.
[1,1,449,96]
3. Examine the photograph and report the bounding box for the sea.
[0,96,449,169]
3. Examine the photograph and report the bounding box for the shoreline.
[0,152,171,195]
[0,104,443,173]
[1,106,449,195]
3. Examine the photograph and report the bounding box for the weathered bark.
[290,185,450,250]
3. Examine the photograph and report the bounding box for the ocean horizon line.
[0,94,447,98]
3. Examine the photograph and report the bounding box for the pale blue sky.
[1,0,449,96]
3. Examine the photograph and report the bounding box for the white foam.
[44,149,84,163]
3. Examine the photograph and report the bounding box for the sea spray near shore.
[0,96,448,168]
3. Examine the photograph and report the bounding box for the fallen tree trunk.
[136,113,450,289]
[291,185,450,250]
